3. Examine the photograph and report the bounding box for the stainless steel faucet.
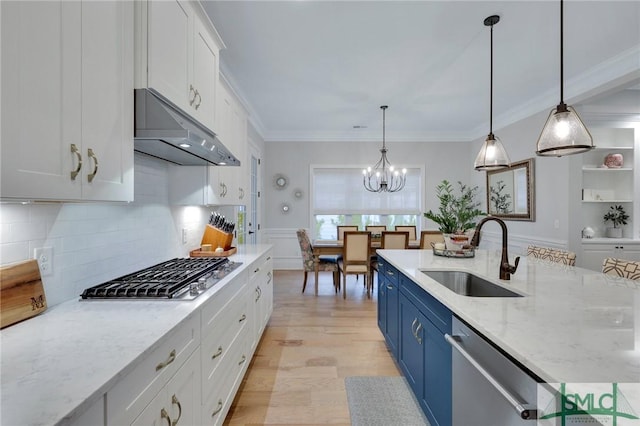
[470,217,520,280]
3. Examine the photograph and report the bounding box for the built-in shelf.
[592,146,634,151]
[582,167,633,171]
[582,200,633,203]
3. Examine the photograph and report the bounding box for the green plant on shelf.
[603,204,629,228]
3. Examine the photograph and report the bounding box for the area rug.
[345,376,430,426]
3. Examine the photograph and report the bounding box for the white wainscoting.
[264,228,569,270]
[264,228,304,270]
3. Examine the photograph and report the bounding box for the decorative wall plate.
[274,174,288,190]
[293,188,304,199]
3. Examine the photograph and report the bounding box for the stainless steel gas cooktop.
[80,257,241,301]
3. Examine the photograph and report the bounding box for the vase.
[444,233,471,250]
[606,227,622,238]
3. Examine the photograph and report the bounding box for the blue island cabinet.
[381,269,452,426]
[376,257,400,356]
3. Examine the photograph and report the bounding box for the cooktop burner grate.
[80,257,231,300]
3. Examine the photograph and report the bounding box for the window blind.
[312,167,422,215]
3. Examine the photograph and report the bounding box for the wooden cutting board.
[1,259,47,329]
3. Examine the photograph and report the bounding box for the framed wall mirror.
[486,158,535,221]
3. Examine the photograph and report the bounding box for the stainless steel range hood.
[134,88,240,166]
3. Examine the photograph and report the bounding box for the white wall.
[262,113,579,269]
[0,154,232,307]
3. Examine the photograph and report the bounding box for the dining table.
[311,238,421,294]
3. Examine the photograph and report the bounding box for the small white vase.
[444,233,470,250]
[606,227,622,238]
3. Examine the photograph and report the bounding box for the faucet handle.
[505,256,520,274]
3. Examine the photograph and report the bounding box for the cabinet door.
[581,245,614,272]
[166,350,201,426]
[422,317,452,426]
[191,15,219,131]
[130,387,167,426]
[81,0,133,201]
[399,294,425,399]
[147,0,191,112]
[1,1,82,200]
[377,274,388,333]
[386,280,399,356]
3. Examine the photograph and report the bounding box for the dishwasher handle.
[445,334,537,420]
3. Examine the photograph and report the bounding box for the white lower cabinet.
[107,313,200,426]
[581,242,640,272]
[106,253,273,425]
[131,350,201,426]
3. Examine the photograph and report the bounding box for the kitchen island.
[378,248,639,384]
[377,248,640,424]
[0,244,272,426]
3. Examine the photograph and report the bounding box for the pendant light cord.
[560,0,564,103]
[489,21,494,135]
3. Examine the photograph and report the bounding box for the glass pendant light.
[363,105,407,193]
[536,0,594,156]
[475,15,510,171]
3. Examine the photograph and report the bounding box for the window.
[311,166,423,239]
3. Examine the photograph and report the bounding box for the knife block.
[201,224,233,251]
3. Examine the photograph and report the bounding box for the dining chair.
[337,225,359,241]
[339,231,372,299]
[296,229,340,294]
[372,231,409,273]
[602,258,640,280]
[365,225,387,237]
[420,230,444,249]
[526,245,576,266]
[394,225,416,241]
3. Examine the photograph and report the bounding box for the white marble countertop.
[378,249,640,384]
[0,244,272,426]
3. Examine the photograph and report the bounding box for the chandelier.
[362,105,407,193]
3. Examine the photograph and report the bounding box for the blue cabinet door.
[377,273,388,333]
[385,279,399,356]
[422,314,452,426]
[399,293,426,398]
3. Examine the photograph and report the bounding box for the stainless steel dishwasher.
[446,317,539,425]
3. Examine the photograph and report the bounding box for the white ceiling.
[201,1,640,143]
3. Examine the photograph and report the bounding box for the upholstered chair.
[339,231,372,299]
[394,225,417,241]
[337,225,359,241]
[296,229,339,293]
[602,258,640,280]
[526,245,576,266]
[420,231,445,249]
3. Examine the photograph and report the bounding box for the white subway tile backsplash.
[0,155,213,308]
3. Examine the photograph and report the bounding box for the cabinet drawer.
[201,271,247,327]
[202,293,249,383]
[106,312,200,426]
[203,325,251,426]
[400,275,451,334]
[379,260,399,287]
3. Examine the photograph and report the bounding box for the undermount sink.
[421,270,523,298]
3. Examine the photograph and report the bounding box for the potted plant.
[603,204,629,238]
[424,180,485,248]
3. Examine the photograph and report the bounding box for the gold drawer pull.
[156,349,176,371]
[171,395,182,426]
[211,399,223,417]
[161,408,171,426]
[238,354,246,365]
[239,314,246,323]
[70,144,82,180]
[87,148,98,183]
[211,346,223,359]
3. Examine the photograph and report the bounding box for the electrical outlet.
[182,228,188,244]
[34,247,53,277]
[554,219,560,229]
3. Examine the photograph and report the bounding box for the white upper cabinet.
[1,1,134,201]
[144,0,221,132]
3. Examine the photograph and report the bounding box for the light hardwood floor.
[223,270,401,425]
